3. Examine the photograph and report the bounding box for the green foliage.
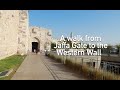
[0,55,25,72]
[0,55,26,80]
[116,44,120,55]
[64,38,72,48]
[107,45,112,56]
[51,43,56,51]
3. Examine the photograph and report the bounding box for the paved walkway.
[12,53,86,80]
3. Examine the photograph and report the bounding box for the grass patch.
[0,55,26,80]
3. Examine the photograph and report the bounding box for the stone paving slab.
[12,53,54,80]
[41,55,86,80]
[12,53,86,80]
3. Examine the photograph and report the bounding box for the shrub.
[47,53,120,80]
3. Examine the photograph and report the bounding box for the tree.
[94,45,98,51]
[116,44,120,56]
[107,45,112,56]
[51,43,56,51]
[64,38,72,48]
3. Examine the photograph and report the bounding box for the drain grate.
[0,71,9,77]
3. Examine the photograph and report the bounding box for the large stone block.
[0,10,19,60]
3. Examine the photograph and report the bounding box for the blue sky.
[29,10,120,45]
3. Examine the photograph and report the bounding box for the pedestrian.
[36,49,38,54]
[34,49,36,53]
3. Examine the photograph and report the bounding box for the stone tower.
[17,10,29,55]
[0,10,52,60]
[29,27,52,52]
[0,10,20,59]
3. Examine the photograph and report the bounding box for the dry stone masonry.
[0,10,52,60]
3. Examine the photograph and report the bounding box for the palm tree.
[107,45,112,56]
[116,44,120,56]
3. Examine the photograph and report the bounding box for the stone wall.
[29,26,52,52]
[0,10,19,59]
[0,10,52,60]
[17,10,29,55]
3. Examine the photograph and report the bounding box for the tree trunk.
[108,49,110,57]
[118,48,120,56]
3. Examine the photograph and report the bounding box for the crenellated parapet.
[29,26,52,52]
[0,10,53,60]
